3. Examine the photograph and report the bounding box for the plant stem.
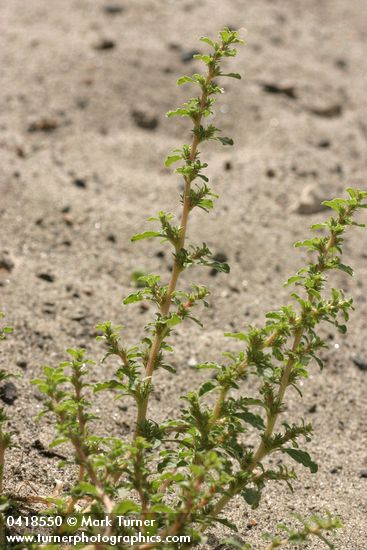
[135,67,215,431]
[210,386,228,424]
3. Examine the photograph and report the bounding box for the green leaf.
[123,291,145,304]
[284,275,304,287]
[241,487,261,509]
[224,332,247,341]
[165,155,182,167]
[114,500,141,515]
[193,54,212,65]
[200,37,215,48]
[166,313,182,328]
[217,136,234,146]
[236,411,265,430]
[336,263,354,276]
[282,448,318,473]
[131,231,162,242]
[177,76,195,85]
[76,482,99,497]
[214,516,238,532]
[195,362,222,370]
[322,198,346,212]
[204,260,230,273]
[294,239,318,249]
[93,380,125,392]
[198,380,217,396]
[220,29,231,43]
[220,72,242,79]
[166,108,190,118]
[160,363,176,374]
[150,503,176,513]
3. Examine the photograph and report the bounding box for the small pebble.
[131,109,159,130]
[0,253,15,272]
[261,81,296,99]
[318,140,331,149]
[28,117,59,132]
[73,178,87,189]
[352,356,367,371]
[37,272,55,283]
[102,4,124,14]
[293,183,331,215]
[94,39,116,51]
[309,104,343,118]
[0,382,18,405]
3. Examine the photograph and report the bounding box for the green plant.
[22,28,366,549]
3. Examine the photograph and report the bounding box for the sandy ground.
[1,0,367,548]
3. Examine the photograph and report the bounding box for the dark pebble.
[224,160,232,171]
[230,285,240,293]
[0,254,14,272]
[61,205,71,213]
[0,382,18,405]
[28,118,59,132]
[181,49,200,63]
[102,4,124,14]
[309,104,342,118]
[75,97,89,109]
[37,272,55,283]
[73,178,87,189]
[107,233,117,243]
[71,312,86,322]
[131,110,159,130]
[352,356,367,371]
[168,42,181,51]
[261,82,296,99]
[156,250,165,258]
[335,58,347,70]
[308,404,317,413]
[94,39,116,51]
[16,360,27,370]
[266,168,276,178]
[318,140,331,148]
[359,470,367,478]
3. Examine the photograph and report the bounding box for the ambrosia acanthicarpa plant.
[27,28,367,549]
